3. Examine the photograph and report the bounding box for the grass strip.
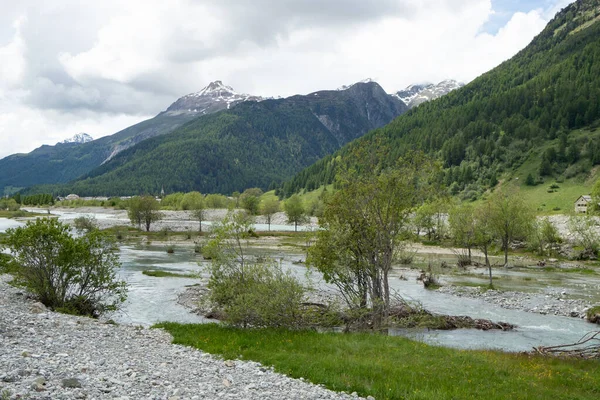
[142,270,197,278]
[155,323,600,400]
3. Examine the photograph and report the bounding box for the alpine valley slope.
[282,0,600,199]
[0,81,263,196]
[32,81,408,196]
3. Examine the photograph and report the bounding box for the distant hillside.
[0,81,261,196]
[28,81,407,196]
[282,0,600,199]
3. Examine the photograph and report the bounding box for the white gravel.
[0,275,365,400]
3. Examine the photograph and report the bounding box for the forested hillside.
[281,0,600,199]
[28,82,406,196]
[0,112,195,196]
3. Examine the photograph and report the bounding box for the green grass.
[0,210,48,218]
[142,270,198,278]
[155,323,600,400]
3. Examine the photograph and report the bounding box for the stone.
[29,302,46,314]
[62,377,83,388]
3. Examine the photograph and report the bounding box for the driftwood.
[533,331,600,359]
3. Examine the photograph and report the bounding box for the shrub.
[3,218,127,317]
[204,212,307,328]
[73,215,98,233]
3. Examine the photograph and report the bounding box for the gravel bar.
[0,276,366,400]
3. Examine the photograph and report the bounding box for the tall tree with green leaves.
[308,152,436,329]
[284,194,308,232]
[128,195,163,232]
[448,203,477,263]
[488,188,535,266]
[260,198,280,232]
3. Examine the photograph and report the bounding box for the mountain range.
[11,80,413,196]
[393,80,464,108]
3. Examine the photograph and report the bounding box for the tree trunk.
[484,244,492,287]
[503,237,509,266]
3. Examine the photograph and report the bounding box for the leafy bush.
[204,212,308,328]
[2,218,127,317]
[73,215,98,233]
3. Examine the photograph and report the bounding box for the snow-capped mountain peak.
[392,79,463,108]
[61,133,93,145]
[166,81,263,115]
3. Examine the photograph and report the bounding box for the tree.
[284,194,308,232]
[473,202,495,286]
[181,192,205,232]
[448,203,477,264]
[3,218,127,316]
[203,211,306,328]
[240,188,263,215]
[128,195,163,232]
[591,179,600,214]
[308,153,435,329]
[260,198,280,231]
[488,188,535,266]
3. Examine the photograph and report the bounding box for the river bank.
[437,284,595,319]
[0,275,364,400]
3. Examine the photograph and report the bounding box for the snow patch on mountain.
[165,81,263,115]
[393,80,464,108]
[61,133,93,145]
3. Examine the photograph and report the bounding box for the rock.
[61,377,83,388]
[31,376,46,391]
[29,302,46,314]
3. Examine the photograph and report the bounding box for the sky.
[0,0,573,159]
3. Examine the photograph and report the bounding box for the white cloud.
[0,0,574,158]
[0,17,27,90]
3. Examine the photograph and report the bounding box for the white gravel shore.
[0,275,365,400]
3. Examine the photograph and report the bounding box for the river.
[2,215,598,352]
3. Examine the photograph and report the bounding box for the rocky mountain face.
[61,133,93,144]
[393,80,464,108]
[34,81,408,196]
[166,80,263,115]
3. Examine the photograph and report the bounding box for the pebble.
[438,285,594,318]
[0,275,364,400]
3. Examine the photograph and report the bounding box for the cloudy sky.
[0,0,572,159]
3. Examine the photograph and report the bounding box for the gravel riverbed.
[0,275,366,400]
[437,285,594,319]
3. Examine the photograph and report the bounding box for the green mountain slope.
[282,0,600,199]
[31,82,407,196]
[0,112,197,196]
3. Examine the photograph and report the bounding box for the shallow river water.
[2,216,598,352]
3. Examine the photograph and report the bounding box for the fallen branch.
[533,331,600,359]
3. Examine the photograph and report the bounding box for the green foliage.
[2,218,126,317]
[204,194,232,209]
[21,193,54,206]
[530,218,562,256]
[284,194,308,232]
[73,215,98,233]
[283,3,600,198]
[142,270,197,278]
[592,178,600,213]
[127,196,163,232]
[568,215,600,258]
[0,198,20,211]
[157,323,600,400]
[308,153,436,329]
[203,212,307,328]
[0,112,196,197]
[260,197,280,231]
[161,192,185,209]
[487,188,536,265]
[240,190,261,215]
